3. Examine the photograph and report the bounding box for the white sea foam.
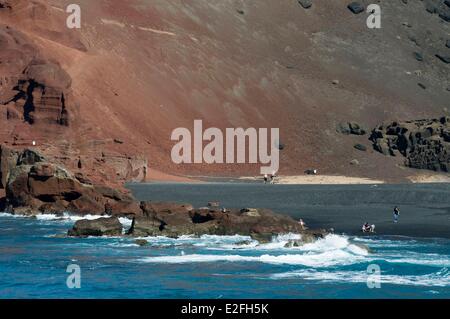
[38,213,108,221]
[0,212,133,234]
[387,256,450,267]
[118,217,133,234]
[0,212,105,221]
[205,233,370,256]
[132,233,365,253]
[134,234,255,248]
[0,212,24,218]
[352,236,427,249]
[138,234,371,267]
[129,233,448,270]
[270,268,450,287]
[139,250,368,267]
[107,242,139,248]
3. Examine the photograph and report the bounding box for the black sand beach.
[127,183,450,239]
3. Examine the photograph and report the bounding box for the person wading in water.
[393,206,400,223]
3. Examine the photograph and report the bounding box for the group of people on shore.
[263,173,277,184]
[362,206,401,233]
[299,206,401,234]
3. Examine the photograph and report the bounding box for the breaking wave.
[138,234,371,267]
[0,212,132,233]
[136,233,450,274]
[0,212,104,221]
[270,268,450,287]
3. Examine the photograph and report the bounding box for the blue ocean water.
[0,213,449,298]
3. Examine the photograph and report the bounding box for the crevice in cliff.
[58,93,69,126]
[62,191,82,201]
[23,80,43,124]
[192,213,214,224]
[37,194,56,203]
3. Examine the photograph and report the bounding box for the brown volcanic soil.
[1,0,449,183]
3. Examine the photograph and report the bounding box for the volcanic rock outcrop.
[425,0,450,22]
[132,204,299,239]
[69,203,328,243]
[370,117,450,172]
[0,145,138,215]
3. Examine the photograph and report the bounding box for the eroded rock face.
[370,117,450,172]
[0,25,73,127]
[1,147,137,215]
[1,6,147,188]
[0,26,37,105]
[0,145,20,188]
[68,217,123,237]
[12,61,73,126]
[99,153,148,183]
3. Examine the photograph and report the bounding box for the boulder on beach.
[298,0,312,9]
[354,144,367,152]
[347,2,364,14]
[436,54,450,64]
[337,122,367,135]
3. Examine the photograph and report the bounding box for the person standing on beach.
[270,171,277,184]
[393,206,400,223]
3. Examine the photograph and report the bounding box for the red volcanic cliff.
[0,0,449,184]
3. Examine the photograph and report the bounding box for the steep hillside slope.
[1,0,449,183]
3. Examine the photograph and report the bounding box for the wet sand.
[239,175,385,184]
[127,183,450,239]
